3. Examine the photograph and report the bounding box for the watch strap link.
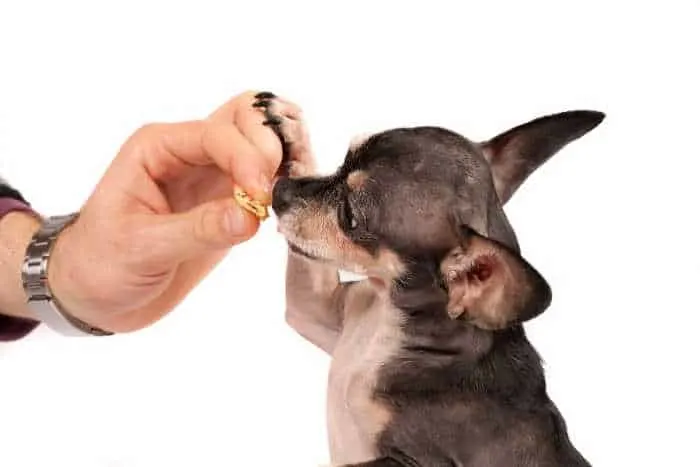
[22,213,113,337]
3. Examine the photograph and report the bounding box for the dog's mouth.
[276,215,330,263]
[288,242,329,263]
[288,241,371,284]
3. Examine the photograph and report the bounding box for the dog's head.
[272,110,604,330]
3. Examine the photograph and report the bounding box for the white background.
[1,1,698,466]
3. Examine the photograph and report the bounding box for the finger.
[209,91,283,179]
[135,120,273,201]
[208,90,259,121]
[234,99,283,176]
[137,197,260,268]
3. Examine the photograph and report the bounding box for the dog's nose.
[271,177,296,215]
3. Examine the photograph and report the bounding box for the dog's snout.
[272,177,296,215]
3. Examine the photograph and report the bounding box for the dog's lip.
[288,242,328,262]
[288,242,308,256]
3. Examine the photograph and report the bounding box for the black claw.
[276,159,293,178]
[254,92,291,177]
[252,99,271,108]
[254,91,276,99]
[263,116,283,126]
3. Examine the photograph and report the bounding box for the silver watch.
[21,212,113,337]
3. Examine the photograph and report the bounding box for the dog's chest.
[327,287,404,465]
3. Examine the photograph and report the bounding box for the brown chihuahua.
[254,92,604,466]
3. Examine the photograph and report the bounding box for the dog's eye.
[339,200,359,230]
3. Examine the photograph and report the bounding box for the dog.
[253,92,604,466]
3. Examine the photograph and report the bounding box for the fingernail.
[261,173,273,192]
[224,205,249,239]
[258,174,273,201]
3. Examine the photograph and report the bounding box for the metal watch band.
[21,213,113,337]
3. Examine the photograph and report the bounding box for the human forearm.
[0,209,41,320]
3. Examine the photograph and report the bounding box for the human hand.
[47,91,286,332]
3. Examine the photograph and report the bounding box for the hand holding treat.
[12,91,290,333]
[232,91,315,221]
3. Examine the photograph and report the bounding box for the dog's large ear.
[440,226,551,330]
[481,110,605,204]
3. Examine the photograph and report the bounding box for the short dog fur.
[255,92,604,466]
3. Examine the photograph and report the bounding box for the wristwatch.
[21,212,113,337]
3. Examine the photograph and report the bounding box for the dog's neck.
[383,260,547,399]
[389,259,449,313]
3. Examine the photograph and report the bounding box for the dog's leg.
[252,91,316,178]
[253,92,347,354]
[284,257,350,354]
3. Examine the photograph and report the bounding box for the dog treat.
[233,186,269,221]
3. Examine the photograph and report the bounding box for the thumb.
[144,197,260,264]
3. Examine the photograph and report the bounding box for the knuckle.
[193,205,226,248]
[197,119,214,149]
[217,91,258,115]
[242,89,263,101]
[132,122,167,142]
[135,122,159,135]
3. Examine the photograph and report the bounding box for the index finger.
[137,120,273,202]
[209,91,283,178]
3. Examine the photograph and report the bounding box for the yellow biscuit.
[233,186,269,221]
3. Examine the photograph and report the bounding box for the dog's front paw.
[252,92,316,177]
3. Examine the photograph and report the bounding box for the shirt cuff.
[0,196,41,341]
[0,314,39,342]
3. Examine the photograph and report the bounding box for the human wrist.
[21,212,115,336]
[45,221,93,325]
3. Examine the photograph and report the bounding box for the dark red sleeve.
[0,314,39,342]
[0,194,41,341]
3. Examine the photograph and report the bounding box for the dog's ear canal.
[481,110,605,204]
[440,227,552,330]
